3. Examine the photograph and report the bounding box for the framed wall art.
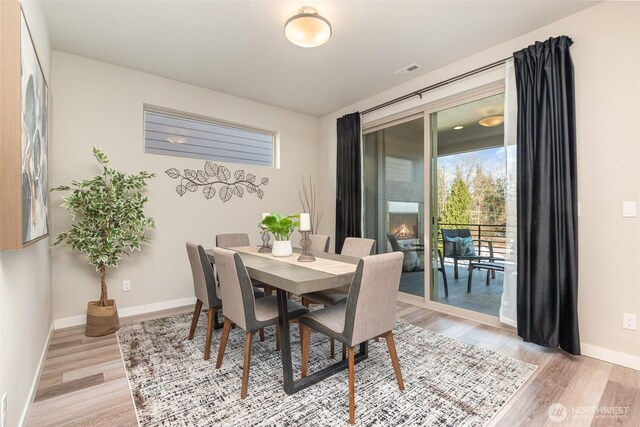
[0,0,49,249]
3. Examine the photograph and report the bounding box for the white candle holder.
[298,231,315,262]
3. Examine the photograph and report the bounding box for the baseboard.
[53,296,196,329]
[581,343,640,371]
[19,321,54,427]
[397,298,640,371]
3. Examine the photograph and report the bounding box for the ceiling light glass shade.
[453,125,464,130]
[285,7,332,48]
[478,115,504,127]
[166,136,187,144]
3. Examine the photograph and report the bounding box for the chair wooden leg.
[384,331,404,391]
[259,327,265,342]
[240,332,254,399]
[348,346,356,425]
[188,299,203,340]
[301,298,310,308]
[300,324,310,378]
[342,343,346,361]
[215,318,232,369]
[204,309,215,360]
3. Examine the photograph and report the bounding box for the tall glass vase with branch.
[299,174,324,234]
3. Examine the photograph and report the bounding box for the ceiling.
[42,1,596,117]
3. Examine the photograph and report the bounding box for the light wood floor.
[27,302,640,426]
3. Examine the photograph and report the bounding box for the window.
[385,156,414,182]
[144,106,275,167]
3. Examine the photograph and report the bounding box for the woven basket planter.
[85,299,120,337]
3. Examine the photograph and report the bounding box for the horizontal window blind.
[144,108,274,167]
[385,156,413,182]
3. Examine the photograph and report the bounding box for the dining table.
[205,245,367,395]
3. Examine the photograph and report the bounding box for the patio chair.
[387,233,448,297]
[440,228,495,279]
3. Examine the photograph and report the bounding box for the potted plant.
[260,213,299,257]
[51,148,155,336]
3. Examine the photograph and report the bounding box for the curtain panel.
[513,36,580,355]
[335,112,362,254]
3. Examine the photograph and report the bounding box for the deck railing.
[437,223,508,259]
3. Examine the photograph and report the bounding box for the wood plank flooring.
[28,303,639,426]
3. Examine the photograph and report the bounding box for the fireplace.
[389,214,419,239]
[387,202,422,242]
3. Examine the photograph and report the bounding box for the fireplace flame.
[393,224,414,238]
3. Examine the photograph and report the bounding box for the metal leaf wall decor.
[165,161,268,203]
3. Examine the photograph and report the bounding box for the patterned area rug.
[117,313,536,426]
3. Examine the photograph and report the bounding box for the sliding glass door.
[362,84,507,318]
[363,116,426,298]
[429,92,506,316]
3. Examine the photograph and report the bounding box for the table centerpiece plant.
[260,213,299,257]
[51,147,155,336]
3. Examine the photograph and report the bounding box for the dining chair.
[186,242,224,360]
[309,234,330,253]
[299,252,405,424]
[216,233,274,297]
[212,247,309,399]
[293,233,330,253]
[300,237,376,358]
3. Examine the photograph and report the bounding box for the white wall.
[0,1,53,426]
[319,2,640,367]
[50,52,322,322]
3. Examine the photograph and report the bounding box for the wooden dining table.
[205,245,368,395]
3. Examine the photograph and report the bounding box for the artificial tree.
[52,147,155,335]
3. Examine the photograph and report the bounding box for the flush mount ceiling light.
[284,7,332,48]
[453,125,464,130]
[478,115,504,127]
[166,136,187,144]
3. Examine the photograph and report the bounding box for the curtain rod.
[360,57,511,115]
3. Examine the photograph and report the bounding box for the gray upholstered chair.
[293,233,330,253]
[309,234,330,253]
[186,242,223,360]
[216,233,274,297]
[300,237,376,358]
[299,252,405,424]
[215,232,251,249]
[301,237,376,307]
[212,247,309,399]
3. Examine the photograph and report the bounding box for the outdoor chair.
[440,228,496,279]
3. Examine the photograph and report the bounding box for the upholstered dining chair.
[300,237,376,358]
[185,242,224,360]
[216,233,274,297]
[212,247,309,399]
[299,252,405,424]
[309,234,331,253]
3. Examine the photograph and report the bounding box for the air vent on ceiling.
[394,63,422,77]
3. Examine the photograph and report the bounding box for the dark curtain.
[514,36,580,355]
[335,112,362,254]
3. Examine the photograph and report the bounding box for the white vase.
[272,240,292,257]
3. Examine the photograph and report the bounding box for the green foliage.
[51,147,155,270]
[441,172,472,227]
[260,213,300,241]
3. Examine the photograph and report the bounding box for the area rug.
[117,313,536,426]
